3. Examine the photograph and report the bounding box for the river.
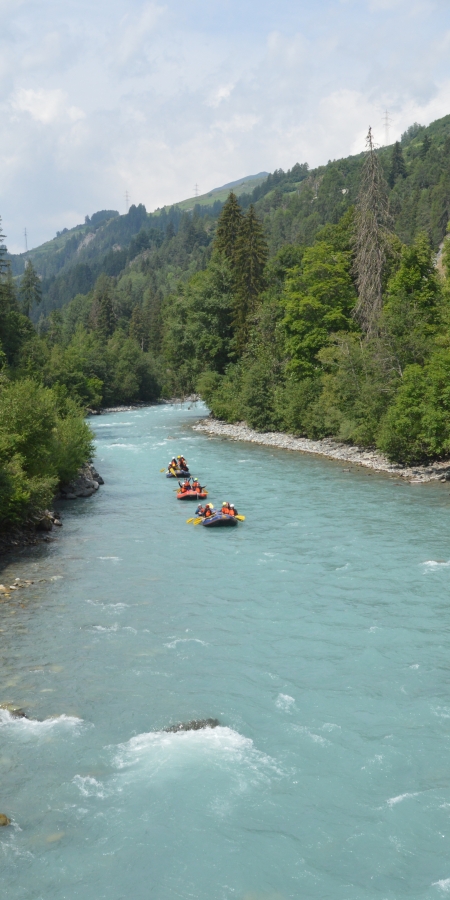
[2,402,450,899]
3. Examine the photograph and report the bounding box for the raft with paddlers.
[202,510,239,527]
[177,490,208,501]
[186,502,245,526]
[162,455,190,478]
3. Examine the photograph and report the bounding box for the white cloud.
[11,87,84,124]
[1,0,450,252]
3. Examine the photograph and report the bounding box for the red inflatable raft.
[177,490,208,501]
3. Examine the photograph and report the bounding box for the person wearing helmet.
[192,478,204,493]
[168,457,178,473]
[195,503,206,517]
[178,455,188,472]
[229,503,238,516]
[204,503,214,518]
[179,477,191,493]
[222,501,231,516]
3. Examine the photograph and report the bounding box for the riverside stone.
[59,463,104,499]
[193,419,450,484]
[0,815,11,826]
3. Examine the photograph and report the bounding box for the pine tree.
[129,303,146,350]
[20,260,42,317]
[420,134,431,159]
[214,192,244,260]
[90,275,116,340]
[389,141,407,188]
[353,127,392,335]
[233,205,268,349]
[0,217,7,280]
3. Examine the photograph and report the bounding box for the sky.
[1,0,450,252]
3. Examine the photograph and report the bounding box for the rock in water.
[0,814,11,826]
[163,718,220,733]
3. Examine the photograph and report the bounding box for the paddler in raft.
[195,502,214,518]
[178,477,192,494]
[177,455,189,473]
[221,501,238,517]
[191,477,206,494]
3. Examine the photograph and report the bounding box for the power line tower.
[125,190,130,213]
[24,227,28,253]
[194,183,199,198]
[383,110,392,147]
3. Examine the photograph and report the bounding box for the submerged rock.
[0,814,11,826]
[0,704,28,718]
[163,718,220,733]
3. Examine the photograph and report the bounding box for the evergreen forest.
[2,112,450,530]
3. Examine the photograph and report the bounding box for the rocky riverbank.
[193,419,450,484]
[0,464,104,556]
[58,463,104,500]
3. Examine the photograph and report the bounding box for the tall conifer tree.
[353,127,392,335]
[90,275,116,340]
[389,141,407,188]
[20,260,42,317]
[214,192,243,260]
[233,205,268,349]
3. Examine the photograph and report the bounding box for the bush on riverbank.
[0,378,94,529]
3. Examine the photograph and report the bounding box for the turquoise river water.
[2,403,450,899]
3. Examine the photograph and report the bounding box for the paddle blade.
[235,514,245,521]
[186,517,194,524]
[160,468,166,472]
[193,518,203,525]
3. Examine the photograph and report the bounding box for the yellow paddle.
[160,468,166,472]
[186,517,203,525]
[235,514,245,521]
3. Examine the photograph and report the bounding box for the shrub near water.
[0,378,94,528]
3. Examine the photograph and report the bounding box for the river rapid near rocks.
[2,402,450,899]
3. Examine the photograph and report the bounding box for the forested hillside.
[2,112,450,530]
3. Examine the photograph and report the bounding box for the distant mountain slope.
[161,172,269,213]
[7,113,450,318]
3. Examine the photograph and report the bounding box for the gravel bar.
[193,419,450,484]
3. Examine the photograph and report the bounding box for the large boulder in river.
[0,814,11,826]
[163,718,220,733]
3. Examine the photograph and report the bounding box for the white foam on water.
[92,623,119,632]
[433,879,450,892]
[164,638,208,649]
[97,556,122,562]
[292,724,330,746]
[113,726,284,787]
[387,791,420,807]
[85,600,129,612]
[275,693,295,711]
[95,422,132,427]
[0,710,83,734]
[73,775,107,799]
[104,443,139,450]
[422,560,450,571]
[321,723,341,732]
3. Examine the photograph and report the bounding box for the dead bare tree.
[353,127,392,335]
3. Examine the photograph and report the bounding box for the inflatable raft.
[177,490,208,501]
[202,512,238,527]
[166,469,190,478]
